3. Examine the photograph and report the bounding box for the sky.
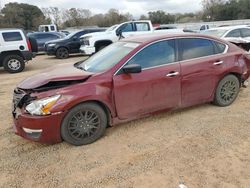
[1,0,203,17]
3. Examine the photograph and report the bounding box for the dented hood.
[18,63,92,90]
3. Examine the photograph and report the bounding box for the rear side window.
[127,40,176,69]
[178,38,215,61]
[44,33,60,40]
[50,26,55,31]
[135,23,150,31]
[214,41,226,54]
[226,29,241,38]
[2,32,23,42]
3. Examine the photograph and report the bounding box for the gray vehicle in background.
[27,32,65,52]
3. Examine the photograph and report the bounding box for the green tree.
[148,10,175,24]
[1,3,48,30]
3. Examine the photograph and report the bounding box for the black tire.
[3,55,25,73]
[61,103,107,146]
[56,47,69,59]
[214,74,240,107]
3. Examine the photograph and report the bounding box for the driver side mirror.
[73,36,78,41]
[116,29,122,37]
[122,64,142,74]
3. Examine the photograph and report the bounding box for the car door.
[178,38,229,107]
[113,39,181,120]
[36,34,47,51]
[117,22,135,39]
[68,31,85,53]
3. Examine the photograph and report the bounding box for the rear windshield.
[2,32,23,42]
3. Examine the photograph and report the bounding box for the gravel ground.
[0,54,249,188]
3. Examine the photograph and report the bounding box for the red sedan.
[12,33,250,146]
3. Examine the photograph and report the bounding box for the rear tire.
[3,55,25,73]
[61,103,107,146]
[214,75,240,107]
[56,47,69,59]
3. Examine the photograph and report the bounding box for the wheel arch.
[64,100,113,126]
[0,51,24,66]
[211,72,242,102]
[55,46,69,51]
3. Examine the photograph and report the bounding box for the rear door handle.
[213,61,224,65]
[166,71,179,77]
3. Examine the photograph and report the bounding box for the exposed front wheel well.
[67,100,111,126]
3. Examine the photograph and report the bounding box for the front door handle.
[213,61,224,65]
[166,71,179,77]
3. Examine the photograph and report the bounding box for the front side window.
[178,38,215,61]
[135,23,150,31]
[226,29,241,38]
[127,40,176,69]
[2,32,23,42]
[119,23,133,32]
[240,28,250,38]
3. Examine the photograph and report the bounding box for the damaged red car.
[12,33,250,146]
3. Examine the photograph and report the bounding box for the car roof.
[208,25,250,31]
[122,32,227,44]
[0,28,23,31]
[29,32,61,34]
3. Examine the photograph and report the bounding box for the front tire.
[214,75,240,107]
[3,55,25,73]
[61,103,107,146]
[56,47,69,59]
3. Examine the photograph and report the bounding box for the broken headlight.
[25,95,61,116]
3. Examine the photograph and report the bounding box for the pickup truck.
[79,20,184,55]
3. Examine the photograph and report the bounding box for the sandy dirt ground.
[0,54,249,188]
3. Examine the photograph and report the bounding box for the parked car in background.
[12,33,250,145]
[60,30,70,35]
[27,32,65,52]
[38,24,57,32]
[154,26,178,30]
[79,20,184,55]
[202,26,250,51]
[45,28,105,59]
[0,29,37,73]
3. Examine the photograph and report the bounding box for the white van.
[38,24,57,32]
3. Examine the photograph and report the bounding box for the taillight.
[27,39,31,51]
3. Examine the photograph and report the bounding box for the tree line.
[0,1,250,31]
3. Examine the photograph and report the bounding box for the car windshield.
[77,42,140,73]
[202,29,228,37]
[64,31,78,39]
[106,25,118,32]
